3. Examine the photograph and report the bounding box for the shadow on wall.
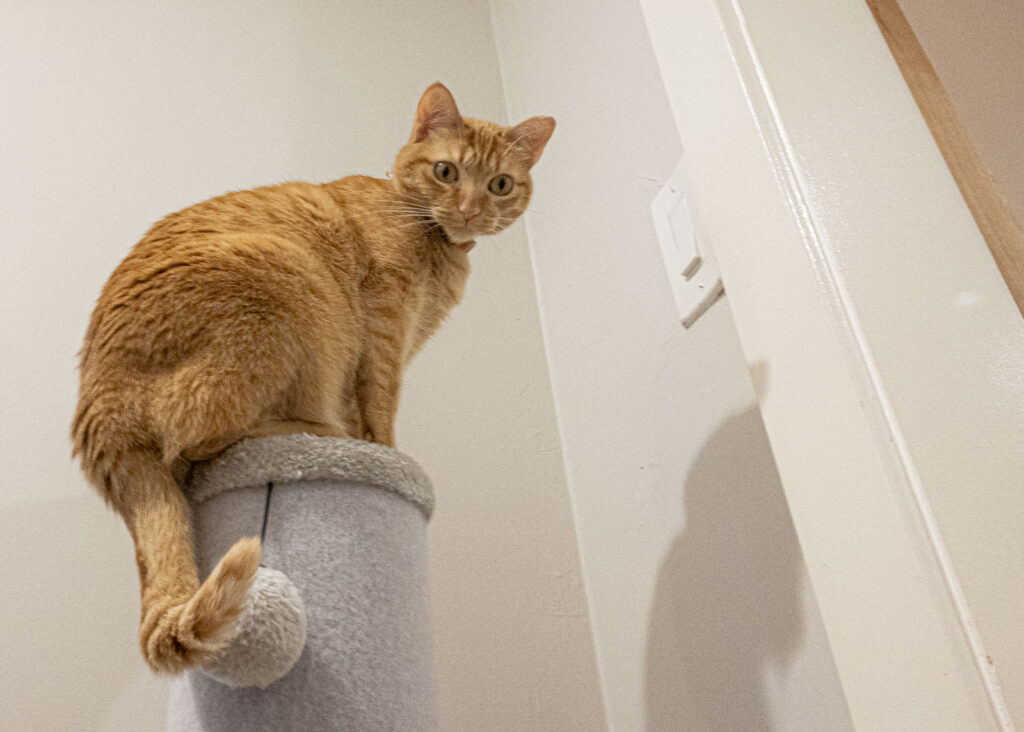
[645,407,804,731]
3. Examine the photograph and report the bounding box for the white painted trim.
[715,2,1012,727]
[643,0,1024,727]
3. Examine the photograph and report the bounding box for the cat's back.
[140,181,341,249]
[102,180,363,298]
[81,181,359,372]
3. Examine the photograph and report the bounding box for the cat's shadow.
[644,406,806,731]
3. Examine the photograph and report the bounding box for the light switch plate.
[651,155,723,327]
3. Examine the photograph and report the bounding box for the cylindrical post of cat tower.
[165,434,437,732]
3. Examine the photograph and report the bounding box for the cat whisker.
[346,207,434,219]
[393,220,435,230]
[347,214,436,225]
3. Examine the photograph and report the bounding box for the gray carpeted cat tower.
[165,434,438,732]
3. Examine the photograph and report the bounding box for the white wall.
[644,0,1024,725]
[0,2,602,729]
[489,2,852,729]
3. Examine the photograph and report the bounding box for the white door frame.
[641,0,1024,728]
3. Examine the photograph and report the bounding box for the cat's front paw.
[361,426,395,447]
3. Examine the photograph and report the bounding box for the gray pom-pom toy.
[200,566,307,688]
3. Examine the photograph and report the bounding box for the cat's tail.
[105,448,262,673]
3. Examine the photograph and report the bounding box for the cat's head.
[392,83,555,245]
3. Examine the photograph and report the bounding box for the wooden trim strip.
[867,0,1024,317]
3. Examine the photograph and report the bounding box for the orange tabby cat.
[71,83,554,673]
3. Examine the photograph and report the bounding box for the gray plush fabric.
[166,435,437,732]
[201,567,308,689]
[186,434,434,518]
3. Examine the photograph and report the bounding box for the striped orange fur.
[71,83,554,673]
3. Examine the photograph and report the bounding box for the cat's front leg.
[356,274,409,447]
[356,346,402,447]
[340,379,364,442]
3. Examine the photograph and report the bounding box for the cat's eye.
[433,161,458,183]
[488,174,514,196]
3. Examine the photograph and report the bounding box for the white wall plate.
[651,155,724,327]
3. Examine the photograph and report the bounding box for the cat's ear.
[505,116,556,169]
[411,82,464,143]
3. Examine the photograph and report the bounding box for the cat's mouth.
[431,211,478,245]
[441,225,476,244]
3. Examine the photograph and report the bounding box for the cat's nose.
[458,200,481,224]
